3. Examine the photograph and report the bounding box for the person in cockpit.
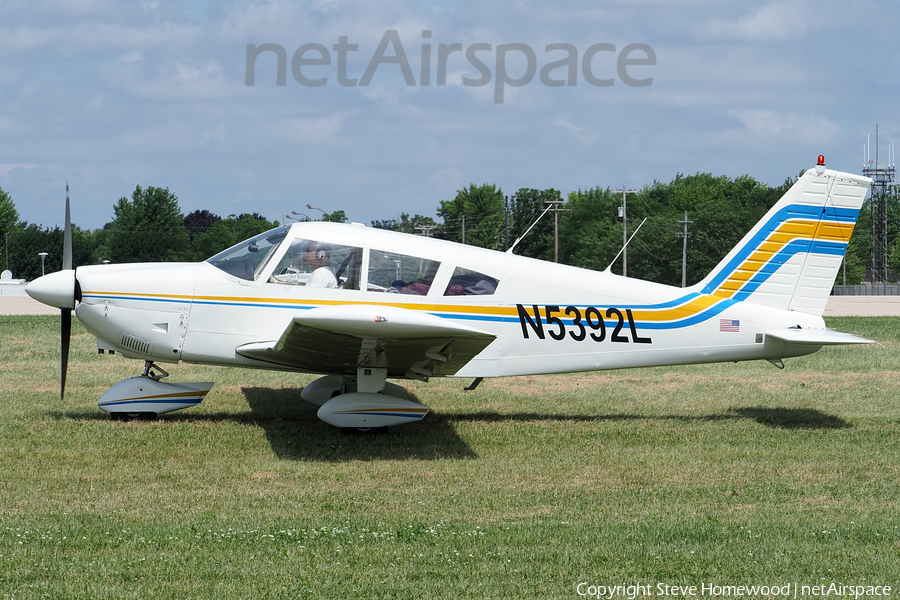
[303,241,337,288]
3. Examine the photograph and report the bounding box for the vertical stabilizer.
[694,160,871,316]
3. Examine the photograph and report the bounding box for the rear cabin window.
[444,267,499,296]
[368,249,440,295]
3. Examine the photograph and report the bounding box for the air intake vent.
[120,333,153,356]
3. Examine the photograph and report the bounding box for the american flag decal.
[720,319,740,332]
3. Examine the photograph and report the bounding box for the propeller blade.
[61,308,71,399]
[63,182,72,271]
[61,183,74,398]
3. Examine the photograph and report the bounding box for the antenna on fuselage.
[603,217,647,274]
[506,203,553,254]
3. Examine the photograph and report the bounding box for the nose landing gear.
[98,360,214,420]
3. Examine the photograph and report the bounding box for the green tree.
[507,188,560,260]
[557,174,790,286]
[438,183,504,249]
[558,186,626,272]
[372,213,437,235]
[637,173,789,286]
[95,186,189,263]
[184,210,222,240]
[323,210,347,223]
[0,186,19,272]
[7,223,96,280]
[841,241,867,285]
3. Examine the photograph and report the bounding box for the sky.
[1,0,898,231]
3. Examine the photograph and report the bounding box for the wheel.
[340,426,387,435]
[111,412,157,422]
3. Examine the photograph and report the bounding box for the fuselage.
[71,221,824,379]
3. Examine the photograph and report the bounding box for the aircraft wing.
[765,328,874,345]
[236,304,496,379]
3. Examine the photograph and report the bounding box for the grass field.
[1,315,899,599]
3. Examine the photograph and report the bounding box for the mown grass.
[1,316,899,598]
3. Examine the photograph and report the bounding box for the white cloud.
[276,110,358,144]
[0,163,38,178]
[0,22,198,53]
[729,109,842,145]
[362,85,402,106]
[101,58,232,102]
[552,117,595,144]
[697,1,808,42]
[694,0,863,43]
[118,51,143,64]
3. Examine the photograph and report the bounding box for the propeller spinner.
[24,183,80,398]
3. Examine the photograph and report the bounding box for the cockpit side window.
[368,249,440,295]
[444,267,499,296]
[269,238,362,290]
[206,226,288,281]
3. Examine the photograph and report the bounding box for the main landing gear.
[301,368,430,430]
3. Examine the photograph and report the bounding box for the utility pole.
[504,196,509,251]
[415,225,436,237]
[619,187,638,276]
[461,216,465,244]
[676,211,693,287]
[544,197,570,262]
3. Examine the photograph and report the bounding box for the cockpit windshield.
[206,226,288,281]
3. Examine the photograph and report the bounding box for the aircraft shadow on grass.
[447,407,850,430]
[50,390,850,462]
[240,387,479,462]
[447,407,852,429]
[728,407,851,430]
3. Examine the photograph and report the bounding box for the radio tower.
[862,125,896,283]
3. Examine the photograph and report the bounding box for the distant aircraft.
[27,157,873,430]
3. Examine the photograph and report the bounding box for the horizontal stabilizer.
[766,328,874,346]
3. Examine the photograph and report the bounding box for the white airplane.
[27,157,873,430]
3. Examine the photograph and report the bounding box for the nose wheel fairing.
[97,362,213,417]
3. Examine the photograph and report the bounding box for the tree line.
[1,175,895,285]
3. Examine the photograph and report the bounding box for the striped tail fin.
[694,162,872,316]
